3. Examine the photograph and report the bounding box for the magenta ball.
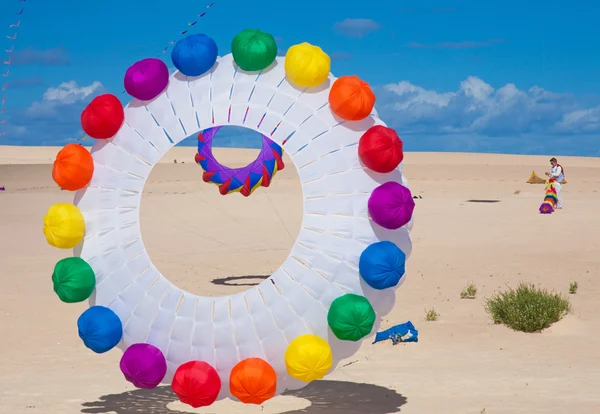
[368,181,415,230]
[124,58,169,101]
[119,343,167,389]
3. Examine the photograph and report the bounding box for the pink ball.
[368,181,415,230]
[124,58,169,101]
[119,343,167,389]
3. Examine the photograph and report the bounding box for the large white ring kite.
[50,49,413,403]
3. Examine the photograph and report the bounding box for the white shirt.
[550,165,563,179]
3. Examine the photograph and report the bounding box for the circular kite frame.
[49,48,415,404]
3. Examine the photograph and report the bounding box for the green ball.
[52,257,96,303]
[231,29,277,72]
[327,294,376,341]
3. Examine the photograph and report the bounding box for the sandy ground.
[1,145,600,414]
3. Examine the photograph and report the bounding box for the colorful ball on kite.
[172,361,221,408]
[359,241,406,290]
[359,126,404,173]
[368,182,415,230]
[284,334,332,382]
[77,306,123,354]
[171,34,218,77]
[124,58,169,101]
[329,76,376,121]
[52,144,94,191]
[230,358,277,404]
[231,29,277,72]
[539,203,554,214]
[52,257,95,303]
[43,203,85,249]
[284,42,330,88]
[81,94,124,139]
[120,343,167,389]
[327,294,376,341]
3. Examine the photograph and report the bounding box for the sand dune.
[1,145,599,413]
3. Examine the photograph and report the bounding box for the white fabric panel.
[257,111,284,137]
[247,58,286,108]
[124,103,173,155]
[166,74,199,137]
[211,54,237,104]
[109,264,157,323]
[89,163,144,192]
[75,53,414,400]
[120,274,169,345]
[144,92,187,144]
[187,62,214,130]
[230,72,258,104]
[229,103,249,125]
[229,292,266,360]
[243,288,288,371]
[108,123,161,166]
[90,140,152,179]
[190,297,217,365]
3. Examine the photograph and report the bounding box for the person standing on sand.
[545,157,564,209]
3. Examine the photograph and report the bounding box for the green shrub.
[485,282,571,332]
[425,307,439,321]
[460,282,477,299]
[569,281,578,294]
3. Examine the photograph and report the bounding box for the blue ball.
[359,241,406,290]
[171,34,218,77]
[77,306,123,354]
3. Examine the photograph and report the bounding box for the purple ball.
[368,181,415,230]
[124,58,169,101]
[119,343,167,389]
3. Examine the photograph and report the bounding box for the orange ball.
[328,76,376,121]
[230,358,277,404]
[52,144,94,191]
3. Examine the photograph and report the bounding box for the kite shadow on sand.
[210,275,270,287]
[80,380,407,414]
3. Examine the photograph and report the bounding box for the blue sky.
[1,0,599,155]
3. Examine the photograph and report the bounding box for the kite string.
[1,0,26,137]
[156,1,216,58]
[118,1,217,96]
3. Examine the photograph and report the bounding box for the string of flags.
[158,2,215,56]
[2,0,27,138]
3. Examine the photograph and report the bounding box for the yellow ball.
[284,42,330,88]
[43,203,85,249]
[284,334,332,382]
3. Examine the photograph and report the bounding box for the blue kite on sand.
[372,321,418,345]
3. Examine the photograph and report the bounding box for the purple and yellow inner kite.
[194,126,284,196]
[539,178,558,214]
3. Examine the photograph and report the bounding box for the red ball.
[171,361,221,408]
[81,94,124,139]
[358,125,404,173]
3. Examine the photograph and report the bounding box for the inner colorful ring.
[194,126,285,196]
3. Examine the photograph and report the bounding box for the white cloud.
[333,18,381,38]
[376,76,598,137]
[42,80,103,104]
[3,80,107,145]
[557,107,600,133]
